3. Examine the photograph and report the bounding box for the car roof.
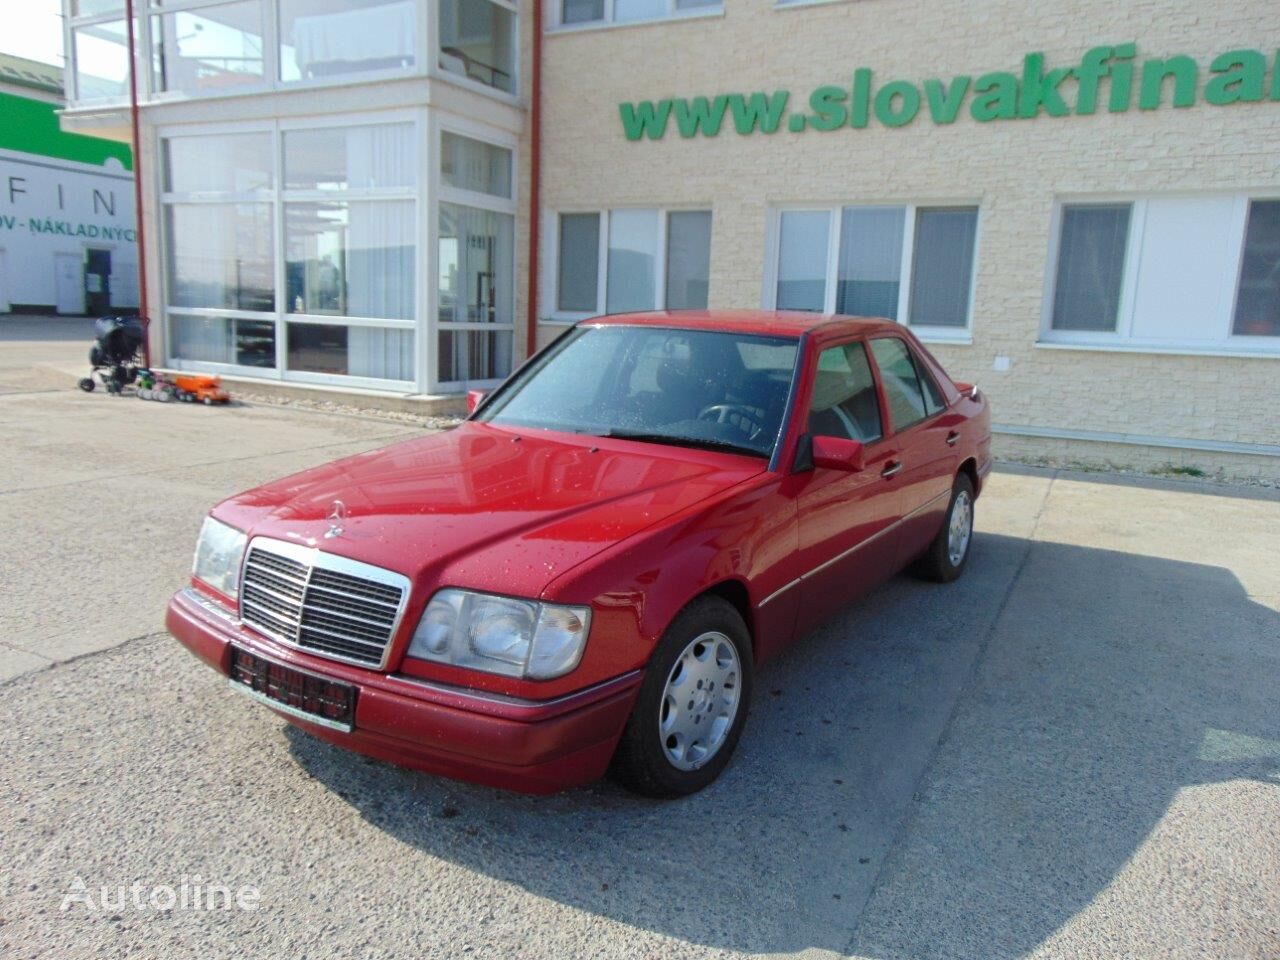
[585,310,904,340]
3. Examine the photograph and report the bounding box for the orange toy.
[173,374,231,406]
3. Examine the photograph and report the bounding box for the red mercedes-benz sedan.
[168,310,991,796]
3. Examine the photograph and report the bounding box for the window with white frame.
[439,0,516,94]
[72,0,125,12]
[1047,196,1280,350]
[770,204,979,336]
[551,208,712,319]
[280,0,418,82]
[555,0,720,29]
[150,1,266,96]
[67,0,432,105]
[66,2,132,103]
[162,120,419,385]
[436,129,517,384]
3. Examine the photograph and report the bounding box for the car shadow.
[284,532,1279,957]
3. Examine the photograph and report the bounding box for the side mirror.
[811,435,866,472]
[466,389,488,414]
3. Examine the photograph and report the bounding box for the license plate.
[229,647,357,732]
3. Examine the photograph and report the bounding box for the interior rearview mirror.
[466,389,488,414]
[811,435,866,473]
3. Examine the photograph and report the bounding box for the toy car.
[135,369,175,402]
[174,374,231,405]
[136,371,229,405]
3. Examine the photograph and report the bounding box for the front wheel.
[915,474,975,583]
[611,596,753,797]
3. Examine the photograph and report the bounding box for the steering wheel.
[698,403,764,438]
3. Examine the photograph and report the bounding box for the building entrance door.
[55,253,84,315]
[86,248,112,315]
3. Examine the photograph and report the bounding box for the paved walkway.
[1,325,1277,959]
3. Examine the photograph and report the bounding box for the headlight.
[192,517,247,601]
[408,589,591,680]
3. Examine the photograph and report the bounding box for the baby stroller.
[78,316,146,395]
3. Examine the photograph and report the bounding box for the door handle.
[946,431,960,447]
[881,460,902,479]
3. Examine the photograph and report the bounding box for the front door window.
[809,341,884,443]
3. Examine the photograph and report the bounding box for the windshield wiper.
[596,430,766,458]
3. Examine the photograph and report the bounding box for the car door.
[793,338,905,634]
[867,336,960,568]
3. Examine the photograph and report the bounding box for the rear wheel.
[915,474,975,583]
[77,378,95,392]
[611,596,753,797]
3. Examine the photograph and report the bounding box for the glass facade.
[170,315,277,367]
[160,115,515,390]
[68,1,479,104]
[150,2,266,96]
[166,203,275,312]
[73,0,126,13]
[437,202,515,382]
[441,132,513,198]
[438,0,516,93]
[279,0,418,82]
[63,3,521,391]
[72,19,132,101]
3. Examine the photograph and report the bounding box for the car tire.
[610,596,753,798]
[915,473,975,584]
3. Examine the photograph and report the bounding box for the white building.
[61,0,522,397]
[0,54,138,316]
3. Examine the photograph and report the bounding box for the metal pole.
[525,0,543,362]
[124,0,151,367]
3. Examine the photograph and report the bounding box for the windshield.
[477,325,800,458]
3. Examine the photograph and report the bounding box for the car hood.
[213,421,765,600]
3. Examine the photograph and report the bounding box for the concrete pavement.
[1,322,1277,959]
[0,315,424,678]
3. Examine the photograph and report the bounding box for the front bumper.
[166,588,641,794]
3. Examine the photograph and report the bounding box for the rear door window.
[808,341,883,443]
[869,337,929,431]
[914,349,947,415]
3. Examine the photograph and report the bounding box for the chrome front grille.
[239,538,411,669]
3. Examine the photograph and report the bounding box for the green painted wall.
[0,92,132,170]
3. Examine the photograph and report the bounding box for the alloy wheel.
[658,631,742,771]
[948,490,973,567]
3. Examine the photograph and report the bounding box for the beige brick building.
[537,0,1280,479]
[60,0,1280,478]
